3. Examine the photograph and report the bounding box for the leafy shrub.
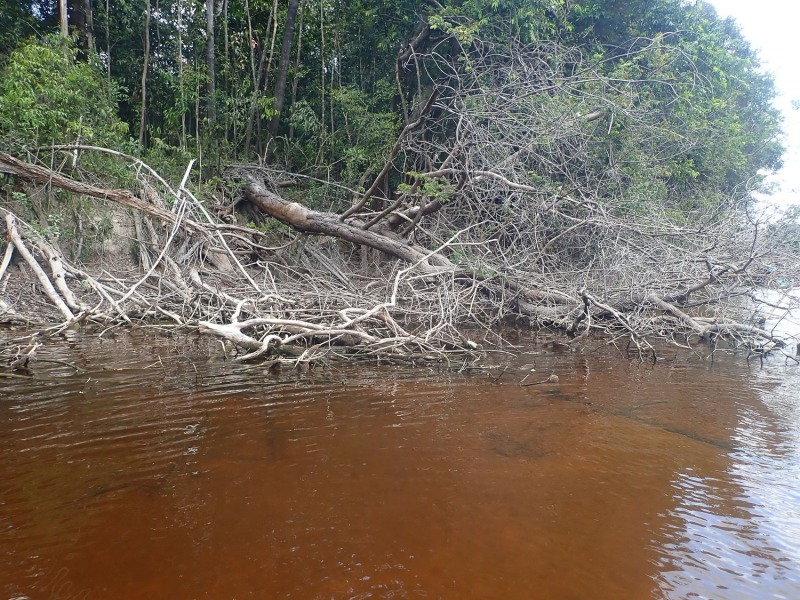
[0,34,128,151]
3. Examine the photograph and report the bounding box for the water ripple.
[3,331,800,599]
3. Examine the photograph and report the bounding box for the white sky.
[707,0,800,210]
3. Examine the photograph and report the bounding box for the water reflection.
[757,288,800,343]
[1,331,799,599]
[655,365,800,599]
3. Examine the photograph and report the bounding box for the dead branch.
[4,213,75,321]
[0,151,204,232]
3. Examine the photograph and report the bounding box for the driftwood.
[0,152,480,369]
[0,151,204,232]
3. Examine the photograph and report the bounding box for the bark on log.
[242,177,454,274]
[32,239,86,312]
[243,176,579,316]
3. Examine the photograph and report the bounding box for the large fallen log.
[242,176,454,274]
[242,175,578,312]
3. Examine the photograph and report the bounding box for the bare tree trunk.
[59,0,69,36]
[195,51,202,176]
[84,0,95,52]
[223,0,230,144]
[154,0,160,44]
[205,0,216,128]
[319,0,325,136]
[105,0,111,80]
[244,0,256,88]
[223,0,229,63]
[67,0,88,47]
[243,0,279,157]
[4,215,74,321]
[268,0,301,137]
[177,0,186,150]
[138,0,151,147]
[0,151,203,232]
[288,0,307,140]
[329,20,337,135]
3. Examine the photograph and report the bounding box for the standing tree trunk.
[105,0,111,80]
[64,0,95,53]
[176,0,186,150]
[243,0,279,157]
[59,0,69,36]
[223,0,230,144]
[267,0,301,137]
[319,0,325,147]
[67,0,87,46]
[195,51,202,175]
[244,0,256,89]
[288,0,307,140]
[206,0,216,128]
[138,0,151,147]
[84,0,95,52]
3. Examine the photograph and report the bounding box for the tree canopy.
[0,0,783,197]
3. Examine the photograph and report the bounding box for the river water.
[1,327,799,599]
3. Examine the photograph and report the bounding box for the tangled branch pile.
[1,149,478,369]
[1,36,799,368]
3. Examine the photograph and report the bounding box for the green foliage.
[330,85,399,183]
[246,218,292,236]
[401,172,456,205]
[540,0,783,216]
[258,96,278,121]
[0,0,786,229]
[429,14,483,46]
[286,83,398,185]
[431,0,567,44]
[0,35,127,150]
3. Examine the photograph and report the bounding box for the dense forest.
[0,0,798,366]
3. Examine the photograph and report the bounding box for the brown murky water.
[1,330,799,599]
